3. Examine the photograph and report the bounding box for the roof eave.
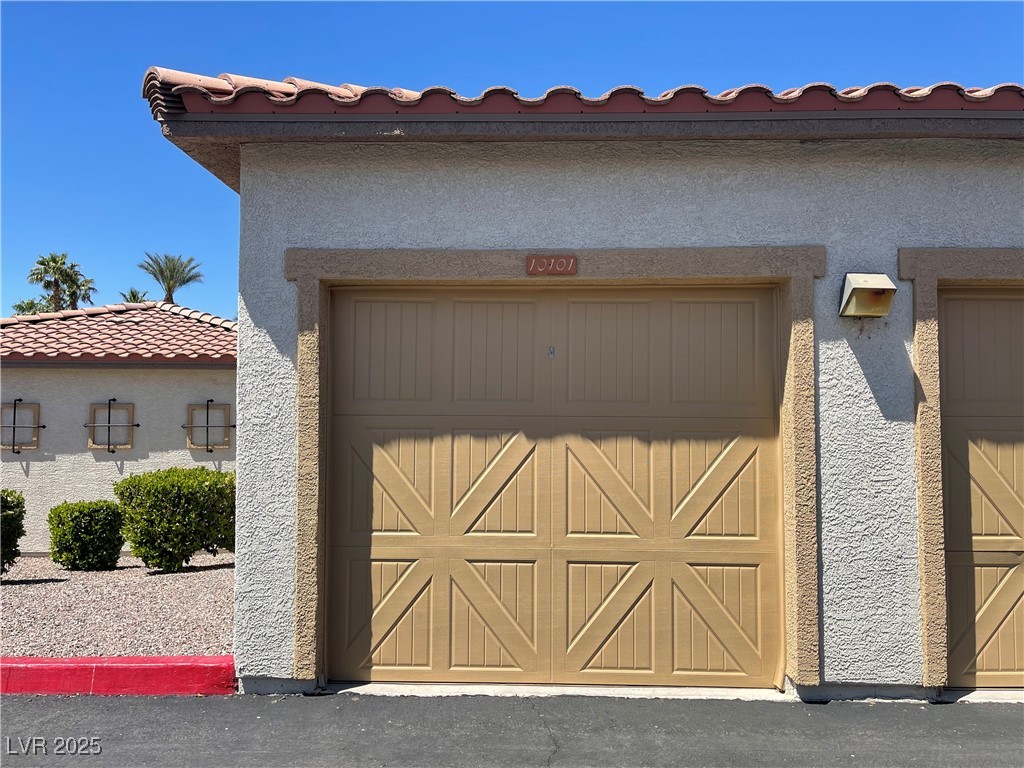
[159,111,1024,192]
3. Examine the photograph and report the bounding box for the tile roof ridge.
[1,301,160,326]
[155,301,238,331]
[143,68,1024,119]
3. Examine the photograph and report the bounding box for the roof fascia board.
[161,115,1024,192]
[163,115,1024,142]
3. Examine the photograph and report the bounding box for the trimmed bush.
[48,501,124,571]
[115,467,235,573]
[206,471,236,552]
[1,489,27,574]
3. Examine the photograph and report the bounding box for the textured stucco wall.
[236,138,1024,683]
[0,367,235,552]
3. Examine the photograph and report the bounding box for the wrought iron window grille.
[182,399,236,453]
[3,399,46,454]
[84,398,140,454]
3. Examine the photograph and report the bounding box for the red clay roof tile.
[1,302,237,365]
[143,67,1024,120]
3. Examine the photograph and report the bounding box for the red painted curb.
[0,655,236,695]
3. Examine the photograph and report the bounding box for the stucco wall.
[1,366,235,552]
[236,138,1024,684]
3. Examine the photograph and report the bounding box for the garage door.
[327,287,782,687]
[941,286,1024,688]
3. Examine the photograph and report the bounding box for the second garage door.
[327,287,782,687]
[941,286,1024,688]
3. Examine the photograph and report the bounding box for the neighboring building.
[1,302,237,552]
[143,69,1024,696]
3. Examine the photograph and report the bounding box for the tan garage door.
[327,287,782,687]
[941,286,1024,688]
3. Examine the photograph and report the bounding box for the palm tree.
[12,297,53,315]
[27,253,71,311]
[139,253,203,304]
[65,275,96,310]
[120,288,150,303]
[27,253,96,311]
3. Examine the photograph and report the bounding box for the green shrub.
[115,467,235,573]
[48,501,124,571]
[207,471,235,552]
[1,489,27,574]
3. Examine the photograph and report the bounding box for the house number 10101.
[526,255,577,276]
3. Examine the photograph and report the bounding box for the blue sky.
[3,1,1022,319]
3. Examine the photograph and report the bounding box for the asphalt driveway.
[2,693,1021,768]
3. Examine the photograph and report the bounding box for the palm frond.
[139,253,204,304]
[26,253,95,311]
[120,288,150,303]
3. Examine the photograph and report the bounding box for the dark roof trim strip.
[2,359,235,369]
[1,354,236,366]
[144,68,1024,120]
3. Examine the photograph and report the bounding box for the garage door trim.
[285,246,826,686]
[898,247,1024,688]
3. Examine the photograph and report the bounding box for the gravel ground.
[0,553,233,657]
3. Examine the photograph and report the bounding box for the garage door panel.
[667,420,778,546]
[671,433,760,540]
[452,299,546,406]
[550,420,662,544]
[562,432,654,539]
[553,555,659,678]
[564,299,657,404]
[551,551,777,686]
[449,558,547,675]
[551,295,669,418]
[328,553,435,679]
[451,428,542,538]
[330,418,447,545]
[942,417,1024,553]
[673,563,762,671]
[358,436,435,535]
[446,416,551,546]
[333,291,552,417]
[440,550,552,683]
[579,429,654,507]
[669,294,775,415]
[671,558,778,684]
[331,416,552,547]
[329,549,552,681]
[947,554,1024,687]
[334,296,441,411]
[940,290,1024,418]
[672,584,746,675]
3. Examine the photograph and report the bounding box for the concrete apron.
[239,677,1023,704]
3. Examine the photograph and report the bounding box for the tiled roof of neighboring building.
[144,68,1024,119]
[1,302,237,364]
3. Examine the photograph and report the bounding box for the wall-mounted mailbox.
[840,273,898,318]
